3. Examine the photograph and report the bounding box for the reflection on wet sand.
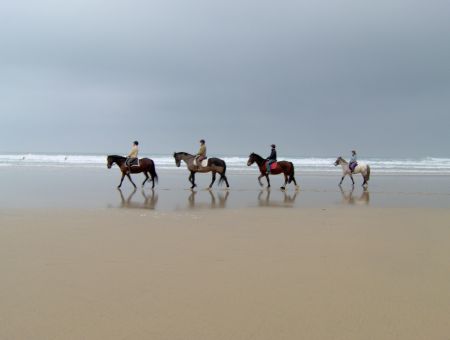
[117,188,158,209]
[257,189,298,207]
[187,190,230,209]
[339,185,370,205]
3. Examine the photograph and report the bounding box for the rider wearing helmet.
[266,144,277,175]
[195,139,207,167]
[126,141,139,173]
[349,150,357,173]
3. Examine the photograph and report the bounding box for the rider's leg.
[125,158,131,174]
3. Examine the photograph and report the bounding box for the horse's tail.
[366,165,370,182]
[218,161,227,186]
[150,161,158,183]
[288,162,295,183]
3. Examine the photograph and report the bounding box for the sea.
[1,153,450,175]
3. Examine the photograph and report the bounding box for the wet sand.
[1,207,449,340]
[0,166,449,209]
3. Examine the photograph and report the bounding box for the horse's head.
[106,155,114,169]
[334,157,343,166]
[247,153,256,166]
[173,152,181,167]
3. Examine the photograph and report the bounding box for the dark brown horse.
[107,155,158,189]
[247,153,299,190]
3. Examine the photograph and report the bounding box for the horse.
[334,156,370,187]
[173,152,230,189]
[247,153,298,190]
[106,155,158,189]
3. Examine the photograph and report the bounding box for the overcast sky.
[0,0,449,157]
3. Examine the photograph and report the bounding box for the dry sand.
[1,207,449,340]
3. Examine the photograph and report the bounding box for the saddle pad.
[270,162,278,170]
[193,159,208,167]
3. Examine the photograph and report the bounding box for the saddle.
[193,158,208,167]
[126,157,139,167]
[266,161,278,174]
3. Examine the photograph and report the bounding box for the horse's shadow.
[257,189,298,207]
[339,185,370,205]
[187,190,230,209]
[117,188,159,209]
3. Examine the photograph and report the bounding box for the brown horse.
[247,153,299,190]
[107,155,158,189]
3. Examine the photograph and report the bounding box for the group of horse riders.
[107,141,367,190]
[125,140,358,175]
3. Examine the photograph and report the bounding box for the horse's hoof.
[280,187,286,191]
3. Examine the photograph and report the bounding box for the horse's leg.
[350,174,355,185]
[151,171,156,189]
[223,175,230,188]
[209,172,216,189]
[142,171,149,187]
[281,174,288,190]
[339,173,345,185]
[291,176,299,189]
[127,173,137,188]
[266,174,271,188]
[190,172,197,189]
[257,174,264,187]
[118,172,126,188]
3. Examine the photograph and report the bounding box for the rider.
[195,139,207,167]
[126,141,139,173]
[349,150,357,173]
[266,144,277,175]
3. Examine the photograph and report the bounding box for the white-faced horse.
[334,157,370,187]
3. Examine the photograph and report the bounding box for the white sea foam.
[1,154,450,174]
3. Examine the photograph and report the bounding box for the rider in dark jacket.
[266,144,277,174]
[349,150,357,173]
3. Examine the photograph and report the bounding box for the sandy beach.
[1,206,449,340]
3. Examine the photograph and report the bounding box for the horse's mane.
[108,155,126,160]
[250,153,265,161]
[174,152,193,157]
[339,157,348,164]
